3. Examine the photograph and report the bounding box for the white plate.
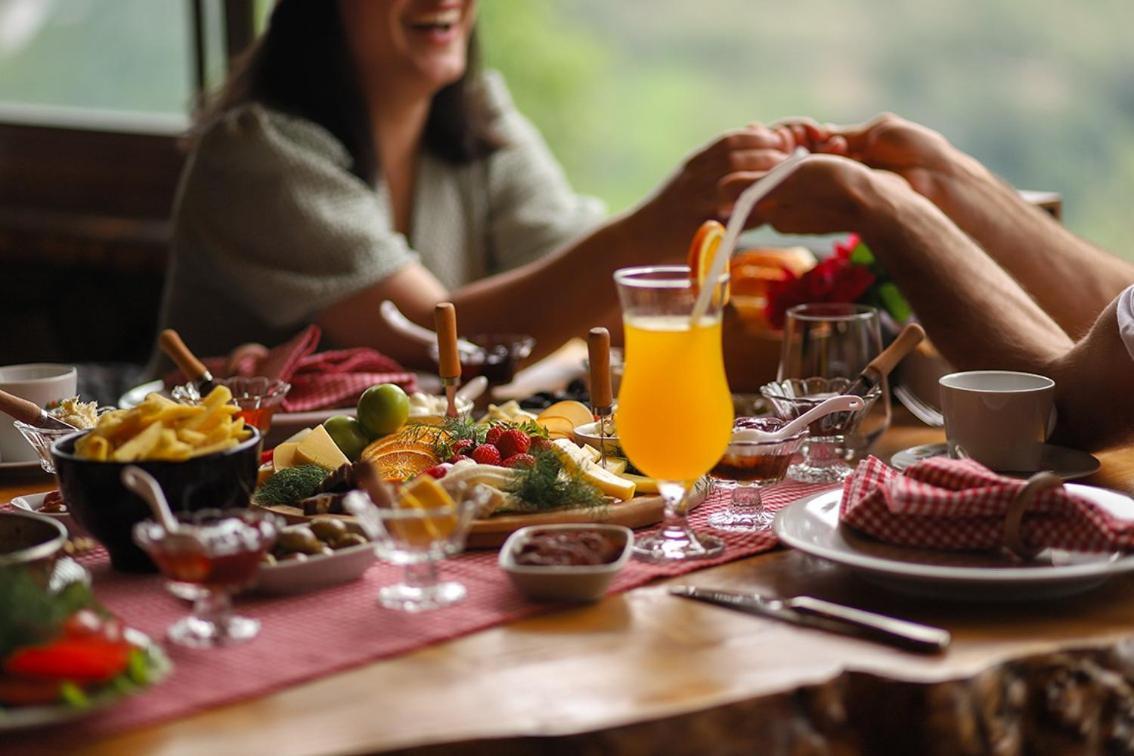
[254,541,378,595]
[0,627,171,731]
[775,486,1134,601]
[11,491,82,537]
[890,442,1100,481]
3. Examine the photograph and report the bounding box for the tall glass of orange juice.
[614,266,733,562]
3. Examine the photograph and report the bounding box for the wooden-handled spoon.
[0,389,77,431]
[587,327,614,469]
[434,302,462,418]
[159,329,216,397]
[842,323,926,399]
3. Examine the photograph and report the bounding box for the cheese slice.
[293,425,350,471]
[272,441,301,470]
[550,439,636,501]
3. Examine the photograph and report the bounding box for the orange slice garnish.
[365,448,439,483]
[687,220,729,306]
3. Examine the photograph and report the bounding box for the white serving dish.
[254,541,378,595]
[499,524,633,602]
[10,490,83,537]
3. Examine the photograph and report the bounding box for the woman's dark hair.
[197,0,500,182]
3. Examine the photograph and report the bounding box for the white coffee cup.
[938,370,1056,472]
[0,364,78,463]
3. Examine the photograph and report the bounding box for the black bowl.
[51,428,262,573]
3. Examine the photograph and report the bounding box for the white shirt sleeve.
[1117,285,1134,362]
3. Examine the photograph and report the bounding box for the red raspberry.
[496,429,531,459]
[450,439,474,456]
[485,426,504,446]
[422,465,448,479]
[529,436,552,452]
[448,454,472,464]
[503,453,535,469]
[471,444,502,466]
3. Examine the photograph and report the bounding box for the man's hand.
[718,153,908,236]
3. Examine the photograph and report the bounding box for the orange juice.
[616,315,734,482]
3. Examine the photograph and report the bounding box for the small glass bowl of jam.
[708,417,808,532]
[215,377,291,434]
[134,508,280,648]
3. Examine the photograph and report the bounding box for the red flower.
[764,240,876,329]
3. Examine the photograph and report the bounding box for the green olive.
[332,533,368,550]
[277,526,324,555]
[309,518,348,543]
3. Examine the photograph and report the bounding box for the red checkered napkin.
[840,455,1134,553]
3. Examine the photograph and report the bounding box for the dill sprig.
[507,449,605,511]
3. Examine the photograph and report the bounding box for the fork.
[893,383,944,427]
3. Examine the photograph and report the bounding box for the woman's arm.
[318,128,789,365]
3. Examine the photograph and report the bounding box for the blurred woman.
[155,0,785,366]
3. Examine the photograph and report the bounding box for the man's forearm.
[857,180,1073,371]
[928,151,1134,337]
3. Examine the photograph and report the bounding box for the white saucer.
[775,487,1134,600]
[890,442,1100,481]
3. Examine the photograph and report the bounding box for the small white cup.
[938,370,1055,472]
[0,364,78,463]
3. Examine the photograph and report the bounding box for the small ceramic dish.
[499,524,633,603]
[254,540,377,595]
[573,421,622,457]
[10,490,82,537]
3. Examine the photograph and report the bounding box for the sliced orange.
[361,428,445,461]
[393,476,458,543]
[366,448,439,483]
[686,220,729,306]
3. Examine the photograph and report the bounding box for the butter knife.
[670,586,950,654]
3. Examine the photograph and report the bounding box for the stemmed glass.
[708,417,808,531]
[772,303,889,482]
[349,490,476,612]
[134,508,280,648]
[614,266,734,562]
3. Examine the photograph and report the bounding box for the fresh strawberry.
[448,454,472,464]
[471,444,502,466]
[485,426,504,446]
[496,429,531,459]
[503,453,536,469]
[422,465,448,479]
[450,439,474,456]
[529,436,553,452]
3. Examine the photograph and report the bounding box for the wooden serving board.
[465,495,666,549]
[254,493,687,550]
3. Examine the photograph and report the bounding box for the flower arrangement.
[763,235,911,329]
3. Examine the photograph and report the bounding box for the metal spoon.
[121,466,182,534]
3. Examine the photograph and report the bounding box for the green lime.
[357,384,410,438]
[323,415,370,461]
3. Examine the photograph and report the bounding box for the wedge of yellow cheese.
[293,424,349,471]
[272,441,301,470]
[550,439,636,501]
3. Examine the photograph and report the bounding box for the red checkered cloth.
[840,455,1134,553]
[166,325,417,412]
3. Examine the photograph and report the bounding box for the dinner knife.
[670,586,950,654]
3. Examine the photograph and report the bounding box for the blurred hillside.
[1,0,1131,257]
[481,0,1134,256]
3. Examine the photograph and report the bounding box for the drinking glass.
[134,509,280,648]
[775,303,890,482]
[614,266,734,562]
[367,497,476,612]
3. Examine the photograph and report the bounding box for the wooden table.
[7,414,1134,755]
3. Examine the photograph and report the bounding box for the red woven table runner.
[10,480,831,745]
